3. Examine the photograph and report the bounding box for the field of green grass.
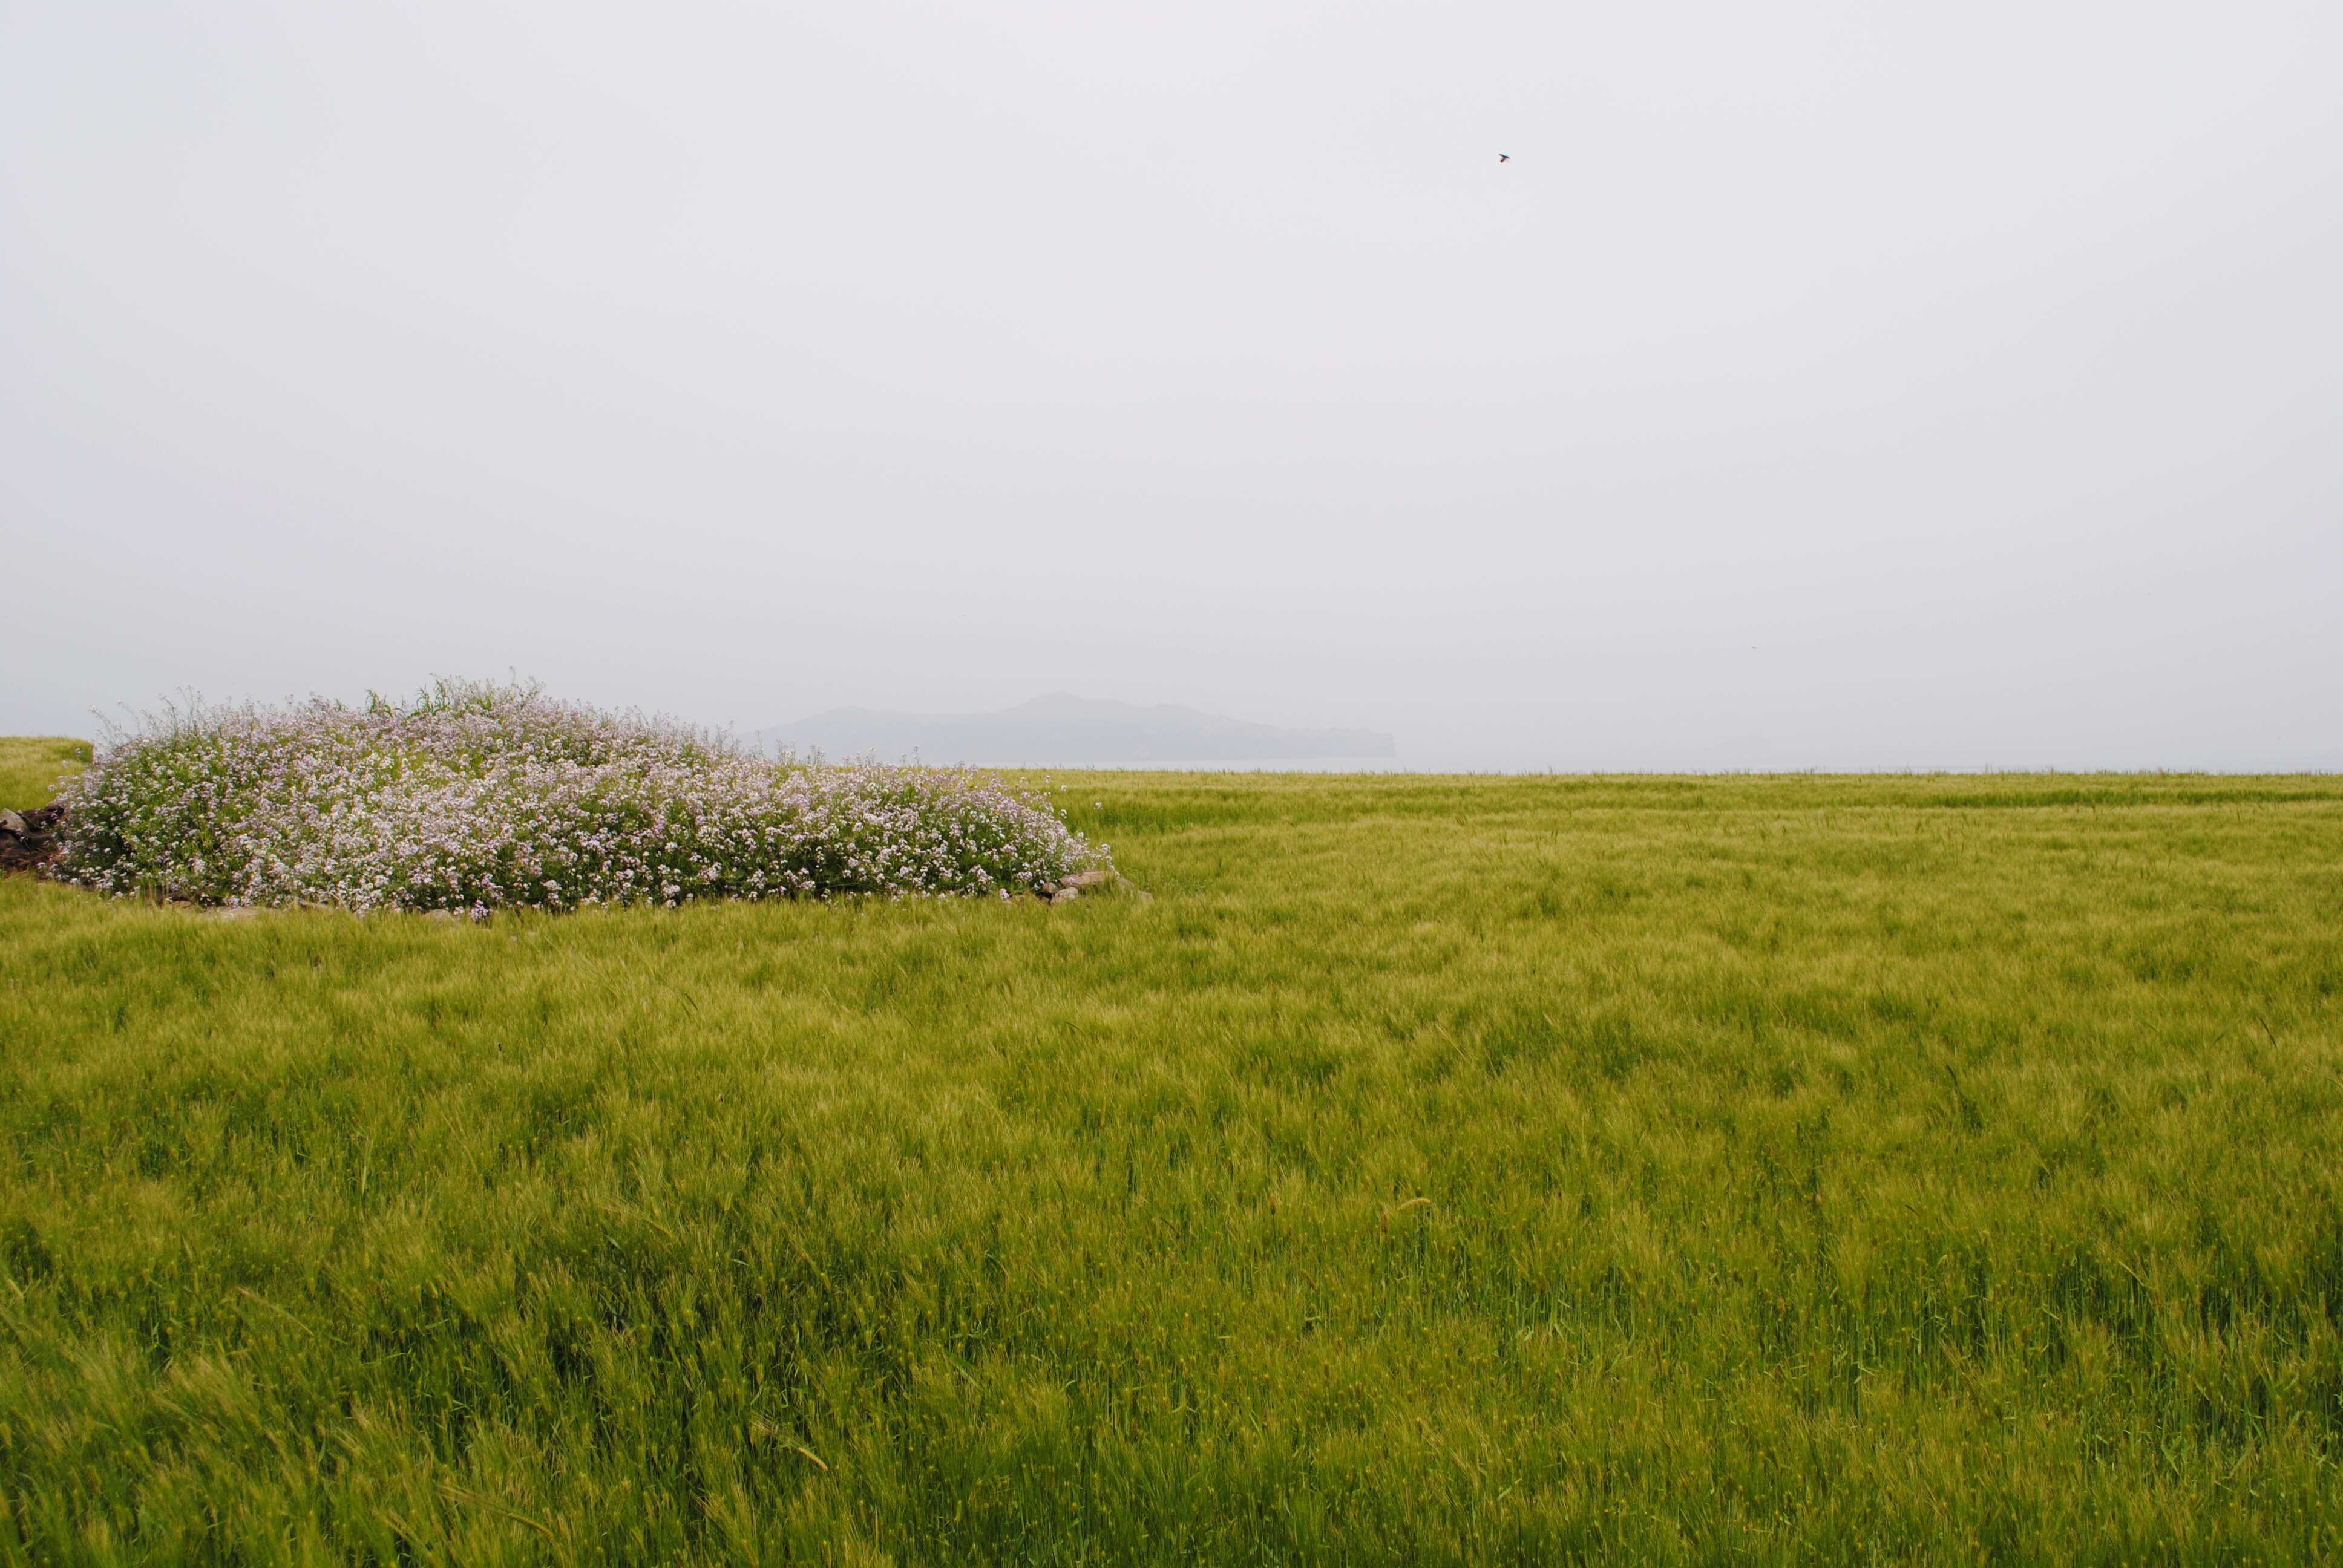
[0,737,88,813]
[2,756,2340,1564]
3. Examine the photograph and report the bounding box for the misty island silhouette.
[757,694,1395,765]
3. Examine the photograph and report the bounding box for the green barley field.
[0,739,88,812]
[2,748,2341,1564]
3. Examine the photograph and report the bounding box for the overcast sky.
[4,0,2338,769]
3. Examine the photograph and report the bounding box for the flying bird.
[1498,154,1510,162]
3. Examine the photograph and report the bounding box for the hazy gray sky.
[5,0,2338,768]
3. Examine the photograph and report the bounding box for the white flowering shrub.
[53,681,1104,913]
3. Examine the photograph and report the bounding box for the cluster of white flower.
[53,681,1104,914]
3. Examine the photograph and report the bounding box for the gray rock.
[0,810,24,836]
[1050,886,1083,905]
[1062,869,1113,889]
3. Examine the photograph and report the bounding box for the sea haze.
[757,696,1397,766]
[2,2,2335,768]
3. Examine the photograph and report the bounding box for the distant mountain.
[755,694,1397,764]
